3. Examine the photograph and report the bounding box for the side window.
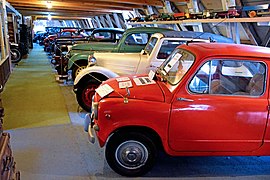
[189,61,214,93]
[189,59,266,96]
[61,32,71,37]
[93,32,112,40]
[116,33,123,40]
[125,33,148,45]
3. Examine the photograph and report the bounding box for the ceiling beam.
[11,4,135,12]
[53,0,163,6]
[19,10,103,17]
[7,0,166,19]
[16,8,110,16]
[34,15,89,20]
[8,0,142,9]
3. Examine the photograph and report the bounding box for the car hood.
[71,43,117,51]
[96,75,164,102]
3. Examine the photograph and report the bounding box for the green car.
[67,27,174,80]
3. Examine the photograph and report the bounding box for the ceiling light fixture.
[47,1,52,9]
[48,13,52,20]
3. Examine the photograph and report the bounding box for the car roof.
[61,29,78,32]
[124,27,174,34]
[179,43,270,59]
[161,31,234,43]
[92,28,124,33]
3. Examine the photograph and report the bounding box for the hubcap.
[11,52,18,59]
[75,66,86,77]
[82,84,98,109]
[115,140,148,170]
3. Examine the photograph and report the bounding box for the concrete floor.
[4,45,270,180]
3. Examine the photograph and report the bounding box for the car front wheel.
[76,79,101,112]
[72,62,87,80]
[10,48,22,63]
[105,132,157,177]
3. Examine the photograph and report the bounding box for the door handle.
[177,97,194,102]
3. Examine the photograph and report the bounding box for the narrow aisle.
[0,44,110,180]
[2,44,70,129]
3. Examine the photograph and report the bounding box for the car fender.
[74,66,120,85]
[94,52,142,73]
[68,52,91,69]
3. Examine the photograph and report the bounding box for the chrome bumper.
[86,113,99,144]
[88,123,95,144]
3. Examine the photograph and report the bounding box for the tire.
[72,61,88,81]
[76,79,101,112]
[105,132,157,177]
[10,48,22,63]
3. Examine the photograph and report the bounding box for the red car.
[87,42,270,176]
[57,28,84,38]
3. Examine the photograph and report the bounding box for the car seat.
[232,73,264,96]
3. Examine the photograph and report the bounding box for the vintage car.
[87,42,270,176]
[44,28,84,53]
[67,27,173,80]
[74,31,234,111]
[52,29,87,56]
[54,28,124,55]
[52,28,124,69]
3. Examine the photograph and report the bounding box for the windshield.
[144,37,158,55]
[157,40,186,59]
[158,48,195,85]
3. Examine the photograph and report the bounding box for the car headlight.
[92,97,99,120]
[88,55,97,66]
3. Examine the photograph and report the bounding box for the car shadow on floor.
[146,151,270,178]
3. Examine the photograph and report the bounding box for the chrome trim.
[88,123,95,144]
[177,97,194,102]
[84,113,91,132]
[92,102,99,120]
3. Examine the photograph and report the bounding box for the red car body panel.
[95,98,171,147]
[99,76,165,102]
[93,43,270,156]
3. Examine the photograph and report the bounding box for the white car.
[73,31,234,111]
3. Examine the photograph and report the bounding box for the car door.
[94,52,141,75]
[168,58,269,152]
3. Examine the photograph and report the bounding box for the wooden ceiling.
[7,0,168,20]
